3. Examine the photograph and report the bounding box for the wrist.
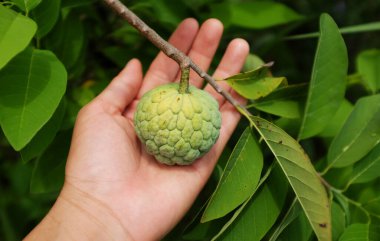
[24,183,133,241]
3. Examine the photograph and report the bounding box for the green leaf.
[268,199,302,241]
[0,5,37,69]
[274,117,302,138]
[276,210,313,241]
[0,208,18,241]
[72,86,95,107]
[182,217,227,241]
[149,0,185,29]
[286,21,380,40]
[364,198,380,217]
[348,143,380,185]
[31,0,61,38]
[45,11,84,69]
[30,131,70,193]
[101,46,133,68]
[225,62,287,100]
[352,184,380,218]
[202,127,263,222]
[253,99,301,119]
[246,115,331,241]
[214,165,288,241]
[243,54,265,72]
[298,13,348,140]
[210,2,303,29]
[61,0,96,8]
[338,223,369,241]
[179,164,227,241]
[0,48,67,150]
[109,25,141,47]
[248,84,307,119]
[20,99,66,163]
[11,0,42,12]
[334,191,351,224]
[332,202,346,241]
[209,163,274,240]
[327,94,380,168]
[324,165,354,190]
[318,99,353,138]
[60,99,81,130]
[357,49,380,94]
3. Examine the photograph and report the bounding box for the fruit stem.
[179,65,190,94]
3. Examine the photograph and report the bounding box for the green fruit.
[134,83,221,165]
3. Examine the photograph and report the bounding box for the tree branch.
[102,0,251,116]
[103,0,190,66]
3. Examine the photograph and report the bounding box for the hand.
[25,18,249,241]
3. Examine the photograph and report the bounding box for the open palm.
[64,18,249,241]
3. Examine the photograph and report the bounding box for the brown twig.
[102,0,250,116]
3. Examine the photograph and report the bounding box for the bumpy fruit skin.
[134,83,221,165]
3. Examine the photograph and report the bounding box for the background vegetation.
[0,0,380,240]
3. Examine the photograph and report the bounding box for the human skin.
[24,18,249,241]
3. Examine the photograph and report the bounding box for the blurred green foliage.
[1,0,380,240]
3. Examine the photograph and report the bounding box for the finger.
[176,19,223,88]
[205,38,250,105]
[138,18,199,98]
[96,59,143,114]
[215,101,244,155]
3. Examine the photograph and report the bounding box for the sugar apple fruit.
[134,83,221,165]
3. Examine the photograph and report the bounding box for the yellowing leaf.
[225,62,287,100]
